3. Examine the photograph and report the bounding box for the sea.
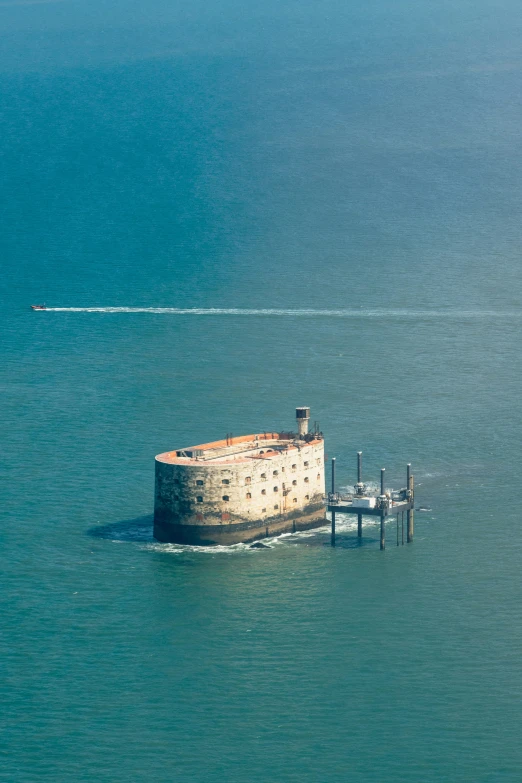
[2,0,522,781]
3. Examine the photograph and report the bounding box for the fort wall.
[154,433,325,545]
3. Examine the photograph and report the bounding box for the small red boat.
[30,304,47,310]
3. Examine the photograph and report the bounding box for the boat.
[30,305,46,310]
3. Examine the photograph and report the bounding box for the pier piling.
[357,452,363,538]
[380,468,386,551]
[407,464,414,543]
[331,458,336,547]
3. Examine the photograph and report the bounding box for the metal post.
[331,458,336,547]
[357,451,362,538]
[407,464,413,543]
[397,513,399,546]
[401,511,404,545]
[380,468,386,550]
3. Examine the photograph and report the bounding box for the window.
[245,477,251,484]
[261,473,267,480]
[305,494,309,500]
[222,479,230,485]
[261,489,266,495]
[274,504,279,510]
[304,461,309,467]
[262,508,266,513]
[246,492,252,499]
[222,495,229,501]
[273,486,279,492]
[196,480,204,486]
[292,480,297,486]
[304,477,309,483]
[281,467,285,472]
[292,464,296,470]
[196,496,203,503]
[293,498,297,503]
[317,474,321,480]
[273,470,278,476]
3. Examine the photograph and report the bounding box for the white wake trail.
[42,307,522,318]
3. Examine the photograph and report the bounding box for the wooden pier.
[328,453,414,550]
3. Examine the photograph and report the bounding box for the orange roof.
[156,432,322,466]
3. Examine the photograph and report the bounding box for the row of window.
[194,469,322,487]
[194,477,320,501]
[196,496,310,505]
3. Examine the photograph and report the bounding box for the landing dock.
[327,453,414,549]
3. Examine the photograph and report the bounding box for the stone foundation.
[153,505,326,546]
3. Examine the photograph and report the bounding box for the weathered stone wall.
[154,440,325,543]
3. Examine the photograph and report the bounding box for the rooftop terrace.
[156,432,322,465]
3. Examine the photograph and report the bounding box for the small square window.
[196,480,204,486]
[222,495,229,501]
[293,498,297,503]
[292,480,297,486]
[261,489,266,495]
[304,477,309,483]
[222,479,230,485]
[262,507,266,512]
[245,477,251,484]
[274,504,279,510]
[196,496,203,502]
[273,486,279,492]
[305,494,309,500]
[304,461,309,467]
[292,464,296,470]
[317,474,321,480]
[261,473,267,480]
[246,492,252,499]
[273,470,278,476]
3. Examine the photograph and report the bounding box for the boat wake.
[42,307,522,318]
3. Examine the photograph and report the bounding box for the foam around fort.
[153,408,325,546]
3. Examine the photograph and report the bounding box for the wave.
[43,307,522,318]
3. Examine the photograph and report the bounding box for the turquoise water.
[2,1,522,780]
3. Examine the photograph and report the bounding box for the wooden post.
[331,458,336,547]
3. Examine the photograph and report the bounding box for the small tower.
[296,407,311,437]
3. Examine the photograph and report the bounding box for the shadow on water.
[271,528,380,549]
[328,535,379,549]
[87,514,154,542]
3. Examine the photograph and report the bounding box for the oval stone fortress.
[153,408,326,545]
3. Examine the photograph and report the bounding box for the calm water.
[2,1,522,781]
